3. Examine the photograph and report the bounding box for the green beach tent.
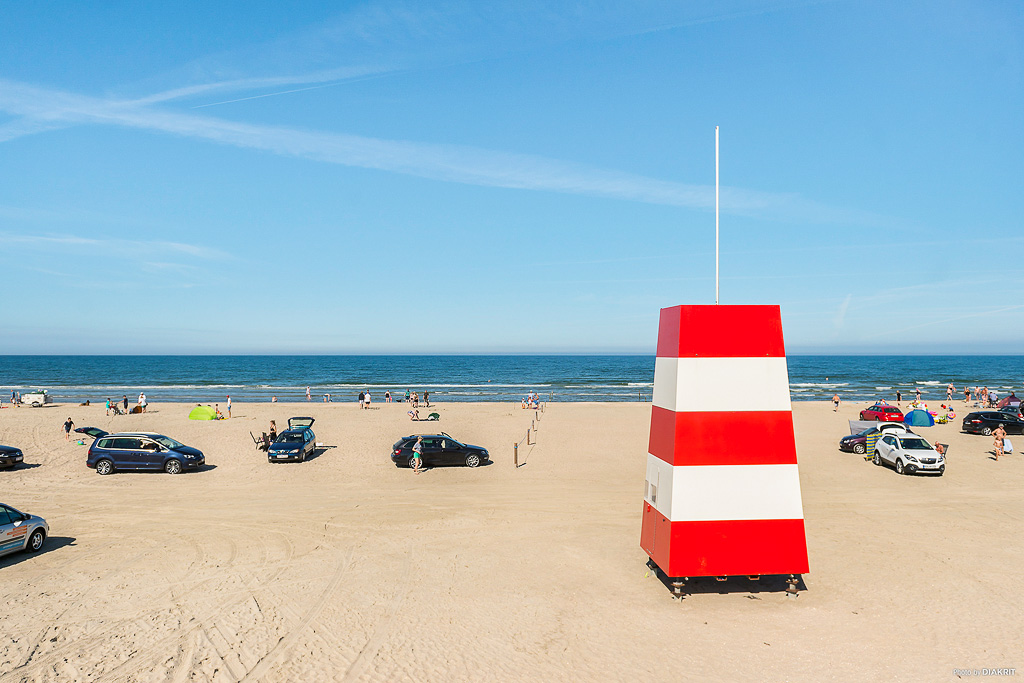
[188,405,217,420]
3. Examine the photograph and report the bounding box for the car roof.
[99,432,168,438]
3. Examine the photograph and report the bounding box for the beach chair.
[250,431,271,452]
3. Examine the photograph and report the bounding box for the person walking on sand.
[947,384,954,401]
[306,386,311,401]
[63,416,75,441]
[226,395,232,419]
[412,436,424,474]
[832,393,840,412]
[358,391,365,409]
[993,423,1007,460]
[364,390,371,408]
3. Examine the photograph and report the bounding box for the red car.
[859,403,904,422]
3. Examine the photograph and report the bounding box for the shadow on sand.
[0,536,77,567]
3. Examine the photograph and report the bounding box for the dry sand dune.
[1,400,1021,682]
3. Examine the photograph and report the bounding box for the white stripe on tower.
[652,357,792,413]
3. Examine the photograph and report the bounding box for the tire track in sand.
[239,546,355,682]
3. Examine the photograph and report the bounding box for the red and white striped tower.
[640,304,809,578]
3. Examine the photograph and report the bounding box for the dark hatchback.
[838,428,877,454]
[392,433,490,469]
[268,417,316,463]
[87,433,205,475]
[962,412,1024,436]
[0,445,24,470]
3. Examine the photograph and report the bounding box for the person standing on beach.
[993,424,1007,460]
[964,386,970,403]
[358,391,365,409]
[364,390,371,408]
[424,391,430,407]
[405,389,411,403]
[306,386,311,401]
[269,420,278,441]
[947,384,954,400]
[226,395,232,419]
[63,416,75,441]
[123,395,129,412]
[140,392,147,413]
[832,394,840,412]
[412,436,423,474]
[105,398,111,416]
[915,387,921,402]
[896,390,902,406]
[385,390,391,403]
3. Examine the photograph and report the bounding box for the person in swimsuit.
[993,424,1007,460]
[832,394,840,412]
[412,436,423,474]
[269,420,278,441]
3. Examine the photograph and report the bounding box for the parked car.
[86,433,205,475]
[0,503,48,557]
[839,423,912,454]
[859,403,905,421]
[0,446,25,470]
[391,433,490,468]
[267,417,316,463]
[872,432,945,475]
[838,428,876,454]
[997,405,1024,420]
[961,412,1024,436]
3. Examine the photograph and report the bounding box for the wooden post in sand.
[514,442,518,467]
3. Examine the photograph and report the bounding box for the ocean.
[0,355,1021,404]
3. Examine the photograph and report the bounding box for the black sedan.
[0,446,24,470]
[392,433,489,469]
[962,411,1024,436]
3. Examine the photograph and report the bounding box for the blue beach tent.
[903,409,935,427]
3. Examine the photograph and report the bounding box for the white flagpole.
[715,126,720,305]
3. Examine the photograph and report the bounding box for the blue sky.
[1,0,1021,354]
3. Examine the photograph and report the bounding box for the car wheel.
[896,459,905,475]
[96,459,114,475]
[872,451,881,466]
[981,427,992,436]
[164,459,183,475]
[860,412,866,420]
[26,529,45,552]
[465,454,481,468]
[854,443,866,455]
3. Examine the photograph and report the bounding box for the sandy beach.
[1,399,1021,682]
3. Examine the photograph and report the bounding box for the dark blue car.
[87,432,205,475]
[268,417,316,463]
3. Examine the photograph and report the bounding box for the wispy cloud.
[0,231,229,260]
[0,78,891,225]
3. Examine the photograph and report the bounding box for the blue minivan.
[87,432,205,475]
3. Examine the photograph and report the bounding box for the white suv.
[872,433,944,475]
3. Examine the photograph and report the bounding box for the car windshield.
[152,436,185,449]
[900,438,932,450]
[855,428,875,437]
[277,432,304,443]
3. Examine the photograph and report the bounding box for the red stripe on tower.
[640,305,809,578]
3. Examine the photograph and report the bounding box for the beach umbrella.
[188,405,217,420]
[903,409,935,427]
